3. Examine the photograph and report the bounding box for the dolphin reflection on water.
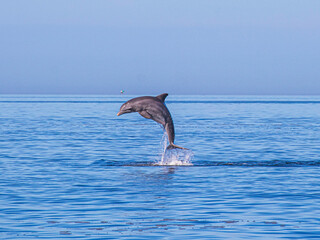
[117,93,187,150]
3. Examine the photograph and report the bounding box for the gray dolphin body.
[117,93,187,150]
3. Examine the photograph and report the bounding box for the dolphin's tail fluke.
[166,144,189,150]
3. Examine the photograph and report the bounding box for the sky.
[1,0,320,95]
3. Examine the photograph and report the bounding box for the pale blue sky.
[1,0,320,94]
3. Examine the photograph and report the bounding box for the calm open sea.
[1,95,320,239]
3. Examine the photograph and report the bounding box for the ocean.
[1,95,320,239]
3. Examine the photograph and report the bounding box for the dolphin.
[117,93,187,150]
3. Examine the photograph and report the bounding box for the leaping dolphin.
[117,93,187,150]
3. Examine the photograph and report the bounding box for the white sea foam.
[153,133,193,166]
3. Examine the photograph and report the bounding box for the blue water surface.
[1,95,320,239]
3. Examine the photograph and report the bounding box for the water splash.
[154,133,193,166]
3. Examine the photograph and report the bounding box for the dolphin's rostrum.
[117,93,187,150]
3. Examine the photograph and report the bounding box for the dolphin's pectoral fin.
[139,110,152,119]
[140,110,166,127]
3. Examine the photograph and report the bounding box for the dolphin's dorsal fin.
[156,93,168,102]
